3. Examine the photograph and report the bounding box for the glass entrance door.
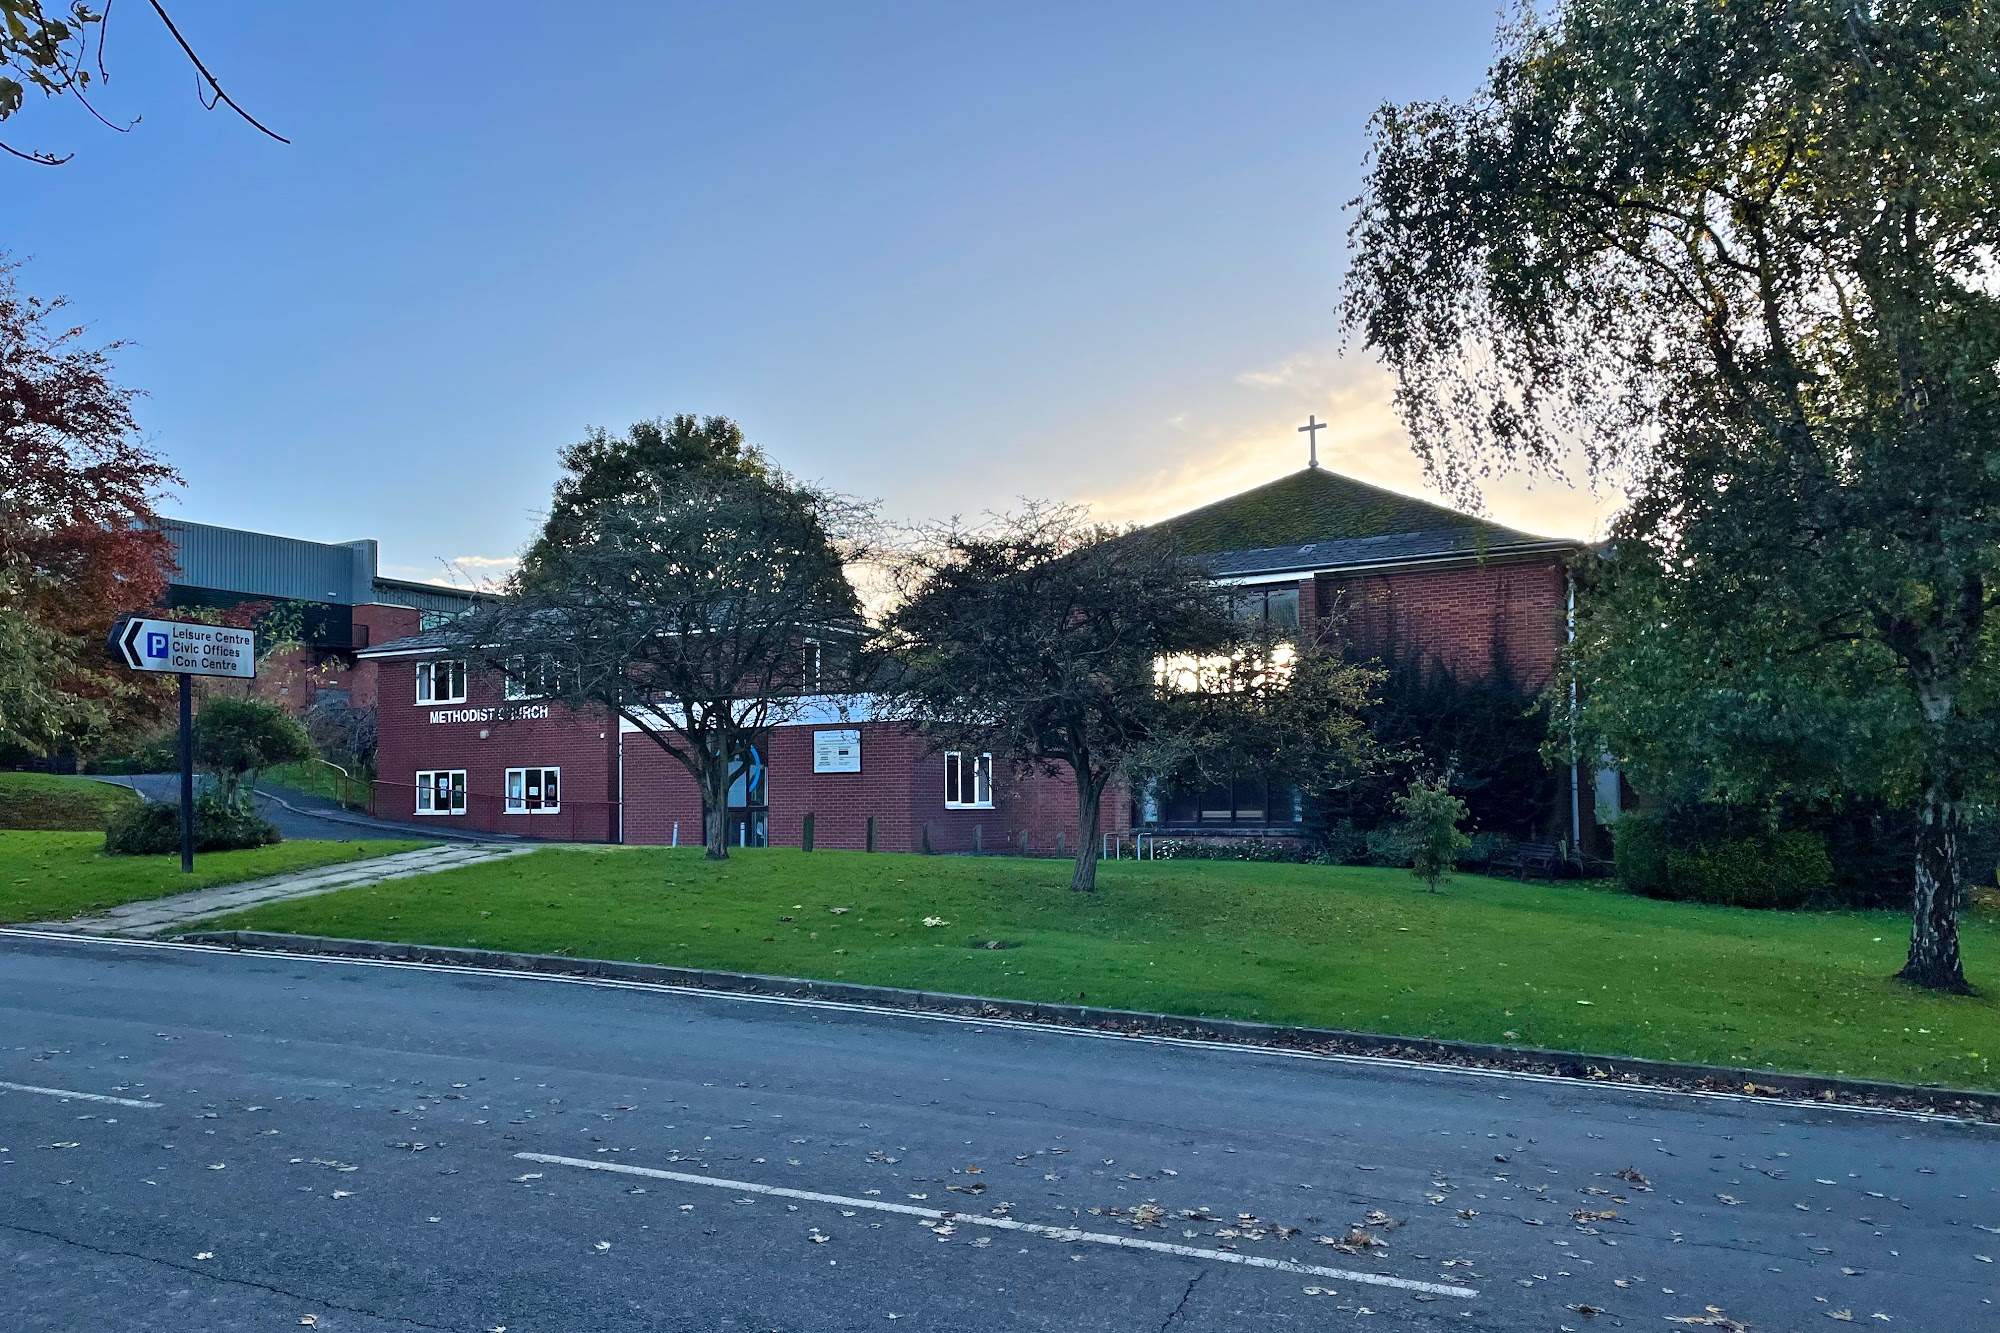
[725,737,768,847]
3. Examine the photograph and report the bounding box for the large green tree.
[1343,0,2000,990]
[469,416,869,861]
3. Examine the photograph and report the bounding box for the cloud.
[1081,346,1624,541]
[381,554,519,589]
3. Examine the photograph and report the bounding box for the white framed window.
[801,638,823,693]
[503,654,563,701]
[504,766,561,815]
[416,659,467,705]
[944,751,993,809]
[414,770,467,815]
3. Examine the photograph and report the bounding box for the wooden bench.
[1488,840,1563,878]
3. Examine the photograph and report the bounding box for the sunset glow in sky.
[11,2,1622,587]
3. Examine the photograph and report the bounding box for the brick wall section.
[347,604,424,709]
[370,655,620,842]
[619,722,1130,852]
[371,652,1134,851]
[1315,555,1567,688]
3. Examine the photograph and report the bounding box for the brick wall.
[619,722,1131,852]
[370,655,620,842]
[348,604,424,709]
[1315,555,1567,688]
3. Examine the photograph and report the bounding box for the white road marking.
[3,927,1989,1128]
[0,1080,161,1108]
[517,1150,1481,1299]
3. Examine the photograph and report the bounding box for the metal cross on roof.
[1298,414,1325,469]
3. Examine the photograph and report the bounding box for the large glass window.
[1159,774,1288,827]
[414,770,467,815]
[944,751,993,808]
[504,766,560,814]
[416,659,467,704]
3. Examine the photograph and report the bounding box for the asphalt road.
[2,931,1994,1332]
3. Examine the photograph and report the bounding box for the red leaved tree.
[0,255,179,754]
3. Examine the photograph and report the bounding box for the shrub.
[1462,830,1511,868]
[1611,810,1671,897]
[1664,832,1833,910]
[1398,775,1471,892]
[104,793,282,856]
[1148,836,1312,863]
[194,697,314,808]
[1615,811,1832,910]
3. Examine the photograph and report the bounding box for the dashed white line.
[515,1151,1481,1299]
[0,1080,160,1108]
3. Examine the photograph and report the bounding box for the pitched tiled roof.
[1202,529,1572,579]
[1153,467,1538,554]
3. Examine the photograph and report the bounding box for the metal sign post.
[106,617,258,873]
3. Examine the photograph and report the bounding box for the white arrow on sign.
[107,617,258,680]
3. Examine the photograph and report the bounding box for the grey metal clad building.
[161,520,487,645]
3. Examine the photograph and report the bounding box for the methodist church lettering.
[428,704,553,725]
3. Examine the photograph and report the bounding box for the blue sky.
[9,1,1617,586]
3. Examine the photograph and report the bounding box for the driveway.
[92,774,513,843]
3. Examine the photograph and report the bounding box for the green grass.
[263,761,373,811]
[0,831,432,924]
[199,847,2000,1092]
[0,772,142,831]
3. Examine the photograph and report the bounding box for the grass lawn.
[198,847,2000,1093]
[0,772,141,831]
[0,831,432,924]
[263,761,372,812]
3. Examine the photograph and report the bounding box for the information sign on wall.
[812,728,861,774]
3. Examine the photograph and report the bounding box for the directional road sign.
[108,616,258,679]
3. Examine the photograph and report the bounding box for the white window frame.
[416,659,468,705]
[504,766,561,815]
[943,750,993,809]
[503,654,564,702]
[801,638,823,693]
[414,769,467,815]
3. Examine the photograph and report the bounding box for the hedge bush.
[104,794,282,856]
[1614,811,1833,909]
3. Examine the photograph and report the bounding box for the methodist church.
[358,438,1583,853]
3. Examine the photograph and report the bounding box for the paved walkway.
[51,843,534,938]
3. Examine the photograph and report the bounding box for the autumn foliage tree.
[0,256,177,754]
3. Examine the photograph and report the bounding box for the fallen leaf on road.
[299,1318,318,1328]
[194,1252,214,1261]
[1665,1308,1747,1331]
[594,1241,611,1251]
[1827,1312,1854,1322]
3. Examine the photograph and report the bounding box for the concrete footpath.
[45,843,533,937]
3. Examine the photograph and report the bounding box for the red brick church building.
[360,464,1582,851]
